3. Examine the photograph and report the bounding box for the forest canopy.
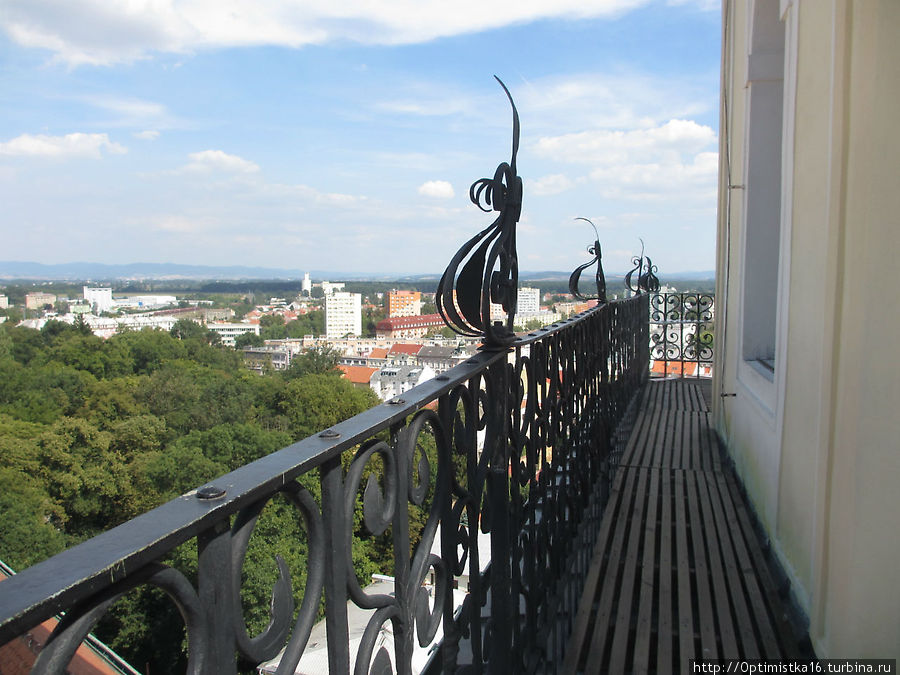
[0,319,396,672]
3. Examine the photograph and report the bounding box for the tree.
[170,318,207,341]
[279,373,379,440]
[110,329,187,375]
[0,467,66,569]
[259,314,287,340]
[234,332,264,349]
[281,345,341,380]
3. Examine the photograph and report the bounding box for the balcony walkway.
[563,378,806,674]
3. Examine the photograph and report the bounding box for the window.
[741,0,785,372]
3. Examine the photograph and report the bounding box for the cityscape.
[1,272,701,406]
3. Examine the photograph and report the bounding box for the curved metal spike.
[437,77,522,347]
[568,218,607,303]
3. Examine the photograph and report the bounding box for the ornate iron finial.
[436,76,522,347]
[568,217,607,304]
[625,238,660,294]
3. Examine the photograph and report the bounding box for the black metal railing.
[0,295,649,675]
[648,292,715,378]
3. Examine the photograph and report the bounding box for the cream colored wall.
[816,0,900,658]
[716,0,900,660]
[714,0,784,544]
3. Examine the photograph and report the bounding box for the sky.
[0,0,721,277]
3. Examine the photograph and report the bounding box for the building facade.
[24,292,56,310]
[715,0,899,659]
[206,322,260,347]
[517,287,540,315]
[375,314,444,339]
[325,292,362,339]
[386,290,422,317]
[83,287,113,313]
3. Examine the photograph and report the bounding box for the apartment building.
[386,290,422,317]
[325,292,362,339]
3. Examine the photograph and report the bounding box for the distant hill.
[0,261,713,283]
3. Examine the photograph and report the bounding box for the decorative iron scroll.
[568,217,607,303]
[625,239,660,295]
[436,76,522,348]
[649,292,715,377]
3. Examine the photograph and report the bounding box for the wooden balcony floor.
[563,379,808,674]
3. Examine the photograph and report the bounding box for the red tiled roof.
[376,314,444,330]
[0,570,133,675]
[339,365,378,384]
[368,347,389,359]
[388,343,423,355]
[650,361,698,376]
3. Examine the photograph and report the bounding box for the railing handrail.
[0,298,635,653]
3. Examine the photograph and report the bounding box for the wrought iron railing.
[0,296,649,675]
[648,292,715,378]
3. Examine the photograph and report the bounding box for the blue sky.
[0,0,721,276]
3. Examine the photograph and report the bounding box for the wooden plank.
[674,470,695,669]
[657,469,674,675]
[704,471,758,658]
[711,473,779,658]
[621,402,654,467]
[583,468,642,674]
[608,469,653,673]
[724,470,802,659]
[561,466,634,673]
[696,472,739,656]
[633,469,661,675]
[686,470,718,660]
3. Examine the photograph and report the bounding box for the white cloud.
[87,96,168,119]
[134,130,160,140]
[530,173,575,196]
[0,132,127,158]
[1,0,651,66]
[514,72,714,135]
[183,149,259,173]
[534,119,716,165]
[666,0,720,11]
[587,150,718,199]
[418,180,455,199]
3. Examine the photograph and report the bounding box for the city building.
[369,364,435,402]
[24,292,56,310]
[112,295,177,310]
[375,314,444,339]
[387,343,423,365]
[516,287,540,314]
[206,322,260,347]
[0,295,8,310]
[83,287,113,313]
[241,346,293,373]
[416,345,470,374]
[715,0,898,659]
[513,310,561,330]
[386,290,422,317]
[301,272,312,296]
[338,365,378,390]
[325,292,362,339]
[320,281,345,296]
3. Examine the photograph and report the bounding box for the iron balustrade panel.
[649,292,715,378]
[0,296,649,675]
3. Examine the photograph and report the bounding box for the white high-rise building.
[325,292,362,339]
[517,287,540,314]
[301,272,312,296]
[83,287,113,313]
[320,281,345,296]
